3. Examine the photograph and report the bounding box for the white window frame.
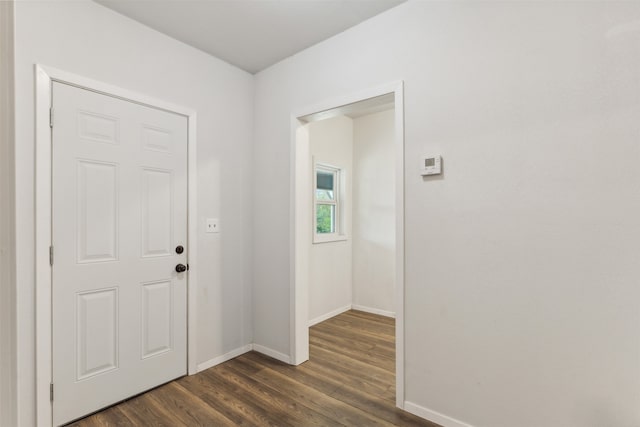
[313,162,347,244]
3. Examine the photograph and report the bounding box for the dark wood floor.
[70,310,440,426]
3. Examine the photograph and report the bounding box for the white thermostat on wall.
[421,155,442,176]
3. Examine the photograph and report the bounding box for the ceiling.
[94,0,406,74]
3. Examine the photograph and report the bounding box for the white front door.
[51,82,188,426]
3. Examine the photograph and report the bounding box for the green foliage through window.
[315,164,339,237]
[316,204,335,233]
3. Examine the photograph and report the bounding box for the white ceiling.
[94,0,406,74]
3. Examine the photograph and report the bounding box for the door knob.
[175,264,187,273]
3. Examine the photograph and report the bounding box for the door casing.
[34,64,199,427]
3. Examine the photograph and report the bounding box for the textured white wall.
[307,116,353,323]
[0,1,17,426]
[352,109,395,315]
[13,1,253,424]
[253,1,640,426]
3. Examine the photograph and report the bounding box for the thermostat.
[421,155,442,176]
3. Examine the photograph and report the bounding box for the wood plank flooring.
[69,310,440,427]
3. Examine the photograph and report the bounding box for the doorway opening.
[290,81,405,408]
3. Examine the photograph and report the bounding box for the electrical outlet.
[206,218,220,233]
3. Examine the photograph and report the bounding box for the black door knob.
[175,264,187,273]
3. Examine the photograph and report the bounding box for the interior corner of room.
[299,104,397,327]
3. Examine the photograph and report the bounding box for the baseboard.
[251,344,291,364]
[308,304,352,327]
[195,343,292,372]
[351,304,395,318]
[196,344,252,372]
[404,401,474,427]
[193,304,393,373]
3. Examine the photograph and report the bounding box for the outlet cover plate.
[206,218,220,233]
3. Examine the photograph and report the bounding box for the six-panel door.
[51,82,188,426]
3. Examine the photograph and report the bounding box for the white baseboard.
[193,303,394,374]
[308,304,352,327]
[252,344,291,364]
[196,344,252,372]
[404,401,474,427]
[195,343,292,372]
[351,304,395,318]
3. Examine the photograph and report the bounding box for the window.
[314,163,345,243]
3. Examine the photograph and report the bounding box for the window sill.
[313,234,348,244]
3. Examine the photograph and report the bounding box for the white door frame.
[289,81,405,408]
[34,65,199,426]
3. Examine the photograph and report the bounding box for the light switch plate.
[206,218,220,233]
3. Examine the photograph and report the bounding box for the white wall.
[352,109,395,315]
[0,1,17,426]
[252,2,640,426]
[305,110,396,322]
[13,1,253,424]
[307,116,353,323]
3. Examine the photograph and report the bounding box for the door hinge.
[49,246,54,266]
[49,108,54,128]
[50,383,54,401]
